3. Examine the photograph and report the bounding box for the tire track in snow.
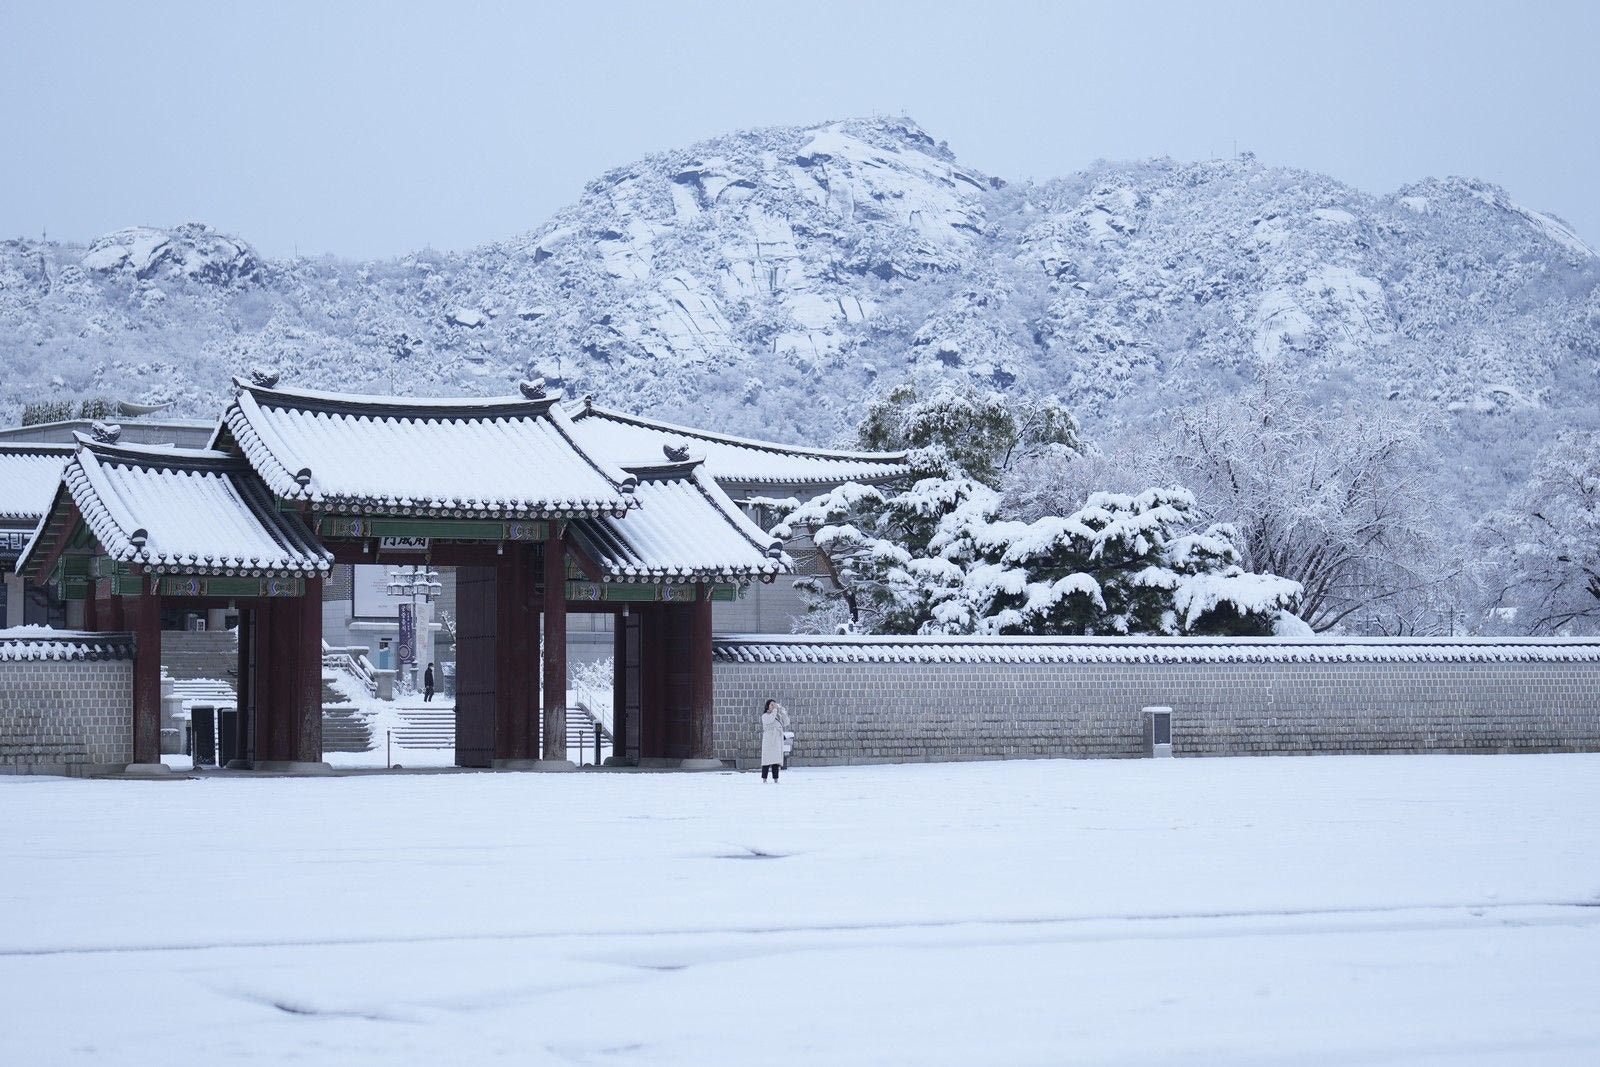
[0,899,1595,959]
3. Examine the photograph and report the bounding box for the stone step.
[321,707,373,753]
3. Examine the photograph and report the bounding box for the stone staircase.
[566,702,611,764]
[393,706,455,749]
[351,702,611,761]
[322,706,374,753]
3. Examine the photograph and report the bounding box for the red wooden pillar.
[494,544,537,762]
[256,599,280,763]
[249,586,326,769]
[453,565,497,767]
[83,586,99,632]
[294,578,324,762]
[492,548,519,760]
[129,584,162,766]
[233,606,255,767]
[541,526,568,762]
[611,611,628,764]
[687,586,715,763]
[101,591,126,632]
[640,605,664,760]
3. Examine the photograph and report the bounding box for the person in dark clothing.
[424,662,436,702]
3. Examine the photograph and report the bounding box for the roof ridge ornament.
[663,441,692,463]
[249,367,281,388]
[90,421,122,444]
[519,377,547,400]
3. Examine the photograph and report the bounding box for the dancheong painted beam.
[316,516,550,542]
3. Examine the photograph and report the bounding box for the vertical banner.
[397,603,416,668]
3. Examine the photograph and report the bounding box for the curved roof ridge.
[686,464,784,557]
[231,376,563,419]
[219,377,634,516]
[23,436,332,577]
[574,402,909,463]
[0,442,76,457]
[544,402,640,501]
[69,434,238,470]
[567,462,788,581]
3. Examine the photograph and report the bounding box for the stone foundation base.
[251,761,334,775]
[122,762,174,776]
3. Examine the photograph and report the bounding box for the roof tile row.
[711,635,1600,665]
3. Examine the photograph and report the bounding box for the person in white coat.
[760,699,790,782]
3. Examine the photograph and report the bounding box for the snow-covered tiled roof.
[24,437,331,578]
[567,401,910,487]
[0,444,74,522]
[712,635,1600,664]
[0,627,135,661]
[571,461,789,581]
[217,379,637,517]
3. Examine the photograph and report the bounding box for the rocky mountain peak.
[81,222,262,286]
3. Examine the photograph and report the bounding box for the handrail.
[321,646,378,697]
[570,698,613,743]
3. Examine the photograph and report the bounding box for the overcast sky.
[2,0,1595,260]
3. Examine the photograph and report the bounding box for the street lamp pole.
[386,564,442,694]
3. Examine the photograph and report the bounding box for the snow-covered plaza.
[3,754,1598,1064]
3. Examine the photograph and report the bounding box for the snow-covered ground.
[2,755,1598,1064]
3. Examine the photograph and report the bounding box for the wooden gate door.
[618,611,642,763]
[454,565,497,767]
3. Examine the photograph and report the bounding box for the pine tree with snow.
[857,380,1079,486]
[777,384,1301,637]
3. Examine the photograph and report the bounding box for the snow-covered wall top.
[712,634,1600,664]
[0,627,134,661]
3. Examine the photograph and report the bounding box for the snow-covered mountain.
[1,116,1595,450]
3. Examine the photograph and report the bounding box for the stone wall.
[0,632,134,775]
[711,637,1600,767]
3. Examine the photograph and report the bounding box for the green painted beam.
[564,580,738,604]
[319,515,550,542]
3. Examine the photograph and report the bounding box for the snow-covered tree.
[780,377,1300,636]
[1480,430,1600,633]
[1149,376,1443,632]
[778,478,1301,637]
[932,487,1301,637]
[856,379,1079,485]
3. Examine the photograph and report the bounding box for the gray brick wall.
[713,659,1600,767]
[0,657,133,775]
